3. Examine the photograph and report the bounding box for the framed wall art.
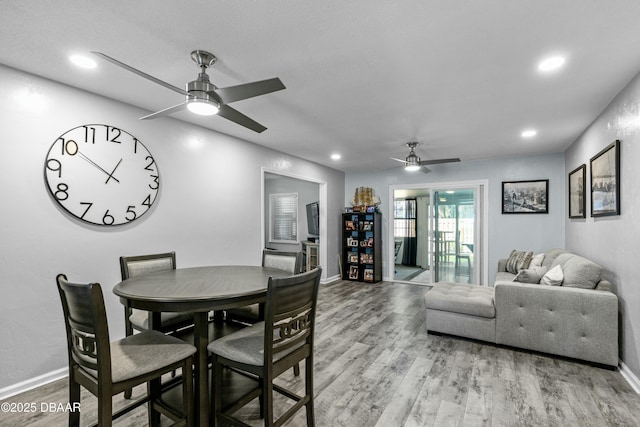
[502,179,549,214]
[590,140,620,217]
[568,164,586,218]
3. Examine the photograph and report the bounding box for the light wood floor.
[3,280,640,426]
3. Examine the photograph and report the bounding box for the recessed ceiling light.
[538,56,565,72]
[331,153,341,160]
[521,129,537,138]
[69,54,97,69]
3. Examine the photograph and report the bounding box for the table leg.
[148,312,162,426]
[193,311,209,426]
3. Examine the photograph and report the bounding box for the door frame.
[388,179,489,285]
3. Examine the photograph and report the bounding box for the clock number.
[149,175,159,190]
[54,183,69,201]
[79,202,93,219]
[144,156,155,172]
[46,159,62,178]
[133,137,139,154]
[55,138,79,156]
[83,126,96,144]
[142,194,152,208]
[107,126,122,144]
[102,210,115,225]
[125,206,137,222]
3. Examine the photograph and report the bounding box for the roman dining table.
[113,265,291,426]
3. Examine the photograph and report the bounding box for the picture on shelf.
[360,253,373,264]
[364,269,374,281]
[345,220,356,230]
[367,237,374,247]
[347,237,358,247]
[349,265,359,279]
[362,222,372,231]
[349,253,359,263]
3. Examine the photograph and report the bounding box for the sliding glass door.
[431,186,480,284]
[391,181,486,285]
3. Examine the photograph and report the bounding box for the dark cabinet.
[342,212,382,282]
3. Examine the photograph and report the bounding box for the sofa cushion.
[513,266,547,284]
[495,271,515,282]
[561,255,602,289]
[505,250,533,274]
[542,248,567,269]
[529,253,545,268]
[424,283,495,318]
[540,265,563,286]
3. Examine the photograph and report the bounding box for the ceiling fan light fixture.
[405,164,421,172]
[187,100,219,116]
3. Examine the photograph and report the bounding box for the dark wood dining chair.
[56,274,196,427]
[225,249,302,325]
[208,267,322,427]
[120,251,196,398]
[120,251,194,336]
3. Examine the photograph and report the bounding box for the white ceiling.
[3,1,640,172]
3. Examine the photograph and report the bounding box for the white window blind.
[269,193,298,242]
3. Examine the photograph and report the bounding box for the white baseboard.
[619,361,640,394]
[0,367,68,401]
[321,274,341,284]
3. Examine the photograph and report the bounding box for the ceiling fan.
[92,50,285,133]
[391,141,461,172]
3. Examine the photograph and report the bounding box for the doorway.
[389,180,488,285]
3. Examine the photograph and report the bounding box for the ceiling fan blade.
[139,102,187,120]
[214,78,285,104]
[390,157,408,164]
[420,167,432,174]
[419,158,461,166]
[92,51,190,97]
[217,105,267,133]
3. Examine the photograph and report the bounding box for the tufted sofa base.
[424,280,619,367]
[495,281,618,367]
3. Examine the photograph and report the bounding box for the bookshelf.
[342,212,382,282]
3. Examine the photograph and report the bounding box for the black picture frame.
[568,164,586,218]
[590,140,620,217]
[502,179,549,214]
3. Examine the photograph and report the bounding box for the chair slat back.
[264,268,321,361]
[120,252,176,280]
[56,274,110,377]
[262,249,302,274]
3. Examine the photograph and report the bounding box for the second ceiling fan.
[93,50,285,133]
[391,141,461,172]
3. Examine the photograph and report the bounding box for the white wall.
[565,69,640,379]
[0,64,344,390]
[345,153,566,283]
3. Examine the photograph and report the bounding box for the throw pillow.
[506,250,533,274]
[540,265,563,286]
[529,253,545,268]
[513,266,548,284]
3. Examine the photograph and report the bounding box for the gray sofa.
[425,248,619,367]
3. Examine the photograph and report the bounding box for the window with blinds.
[269,193,298,242]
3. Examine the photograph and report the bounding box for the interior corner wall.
[345,152,566,282]
[565,69,640,379]
[0,64,344,391]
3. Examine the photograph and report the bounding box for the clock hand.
[76,151,120,183]
[105,159,123,184]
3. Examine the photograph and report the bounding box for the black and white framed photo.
[568,164,586,218]
[590,140,620,217]
[502,179,549,214]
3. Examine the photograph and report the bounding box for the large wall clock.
[44,124,160,226]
